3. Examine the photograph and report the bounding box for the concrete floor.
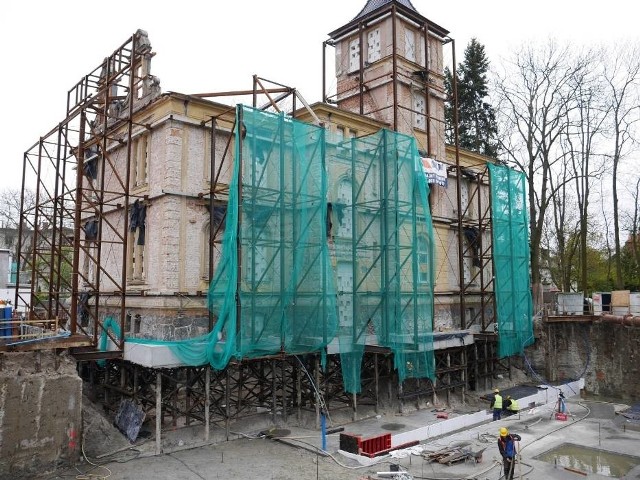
[41,392,640,480]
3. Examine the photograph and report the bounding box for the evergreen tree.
[445,39,499,157]
[444,66,455,145]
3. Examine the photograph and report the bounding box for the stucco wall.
[0,351,81,478]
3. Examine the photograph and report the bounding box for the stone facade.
[79,96,235,339]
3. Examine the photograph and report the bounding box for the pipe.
[321,411,327,452]
[600,314,640,326]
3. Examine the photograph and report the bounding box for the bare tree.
[602,43,640,289]
[612,178,640,289]
[565,55,609,294]
[0,188,36,263]
[547,147,580,292]
[495,41,589,297]
[628,178,640,283]
[0,188,35,229]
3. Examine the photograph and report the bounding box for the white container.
[556,292,584,315]
[630,293,640,315]
[612,305,630,315]
[592,292,603,315]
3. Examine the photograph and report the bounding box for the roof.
[328,0,449,40]
[352,0,419,21]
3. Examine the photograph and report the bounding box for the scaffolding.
[488,164,534,357]
[13,30,158,354]
[8,19,533,441]
[128,105,437,394]
[322,5,497,336]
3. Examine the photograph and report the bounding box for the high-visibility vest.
[493,394,502,409]
[508,399,519,411]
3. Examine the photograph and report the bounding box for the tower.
[326,0,449,160]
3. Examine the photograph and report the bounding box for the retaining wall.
[527,320,640,400]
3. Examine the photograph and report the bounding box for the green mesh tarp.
[127,106,436,393]
[326,129,435,392]
[488,164,533,357]
[175,106,338,368]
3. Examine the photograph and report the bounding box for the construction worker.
[490,388,502,421]
[503,395,519,416]
[498,427,521,480]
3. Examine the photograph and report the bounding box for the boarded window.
[349,39,360,72]
[336,180,354,238]
[405,29,416,62]
[132,133,149,187]
[367,28,381,63]
[413,92,426,129]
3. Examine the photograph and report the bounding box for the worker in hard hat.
[498,427,521,480]
[503,395,519,416]
[490,388,502,421]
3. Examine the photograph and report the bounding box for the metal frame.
[12,31,156,353]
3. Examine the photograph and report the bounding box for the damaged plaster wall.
[0,351,81,478]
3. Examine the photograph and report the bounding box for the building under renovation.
[0,0,543,475]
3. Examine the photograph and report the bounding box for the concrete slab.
[124,330,475,366]
[124,342,186,368]
[390,379,584,447]
[326,330,474,354]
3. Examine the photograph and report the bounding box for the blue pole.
[321,411,327,452]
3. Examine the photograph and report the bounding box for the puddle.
[381,423,405,431]
[536,443,640,477]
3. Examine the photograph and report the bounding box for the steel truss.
[84,335,497,450]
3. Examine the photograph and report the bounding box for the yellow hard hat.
[499,427,508,436]
[494,388,499,393]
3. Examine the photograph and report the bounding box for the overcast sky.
[1,0,637,192]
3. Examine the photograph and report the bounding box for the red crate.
[360,433,392,456]
[555,412,568,421]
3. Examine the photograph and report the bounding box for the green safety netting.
[488,164,533,357]
[325,128,435,392]
[97,316,120,367]
[126,106,436,393]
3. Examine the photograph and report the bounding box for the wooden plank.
[0,334,93,352]
[70,349,123,361]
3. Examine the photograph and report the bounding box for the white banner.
[421,157,448,187]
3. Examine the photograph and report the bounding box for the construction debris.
[421,446,486,465]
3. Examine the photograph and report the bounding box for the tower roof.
[328,0,449,40]
[352,0,419,21]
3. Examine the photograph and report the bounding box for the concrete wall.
[527,320,640,401]
[0,351,81,478]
